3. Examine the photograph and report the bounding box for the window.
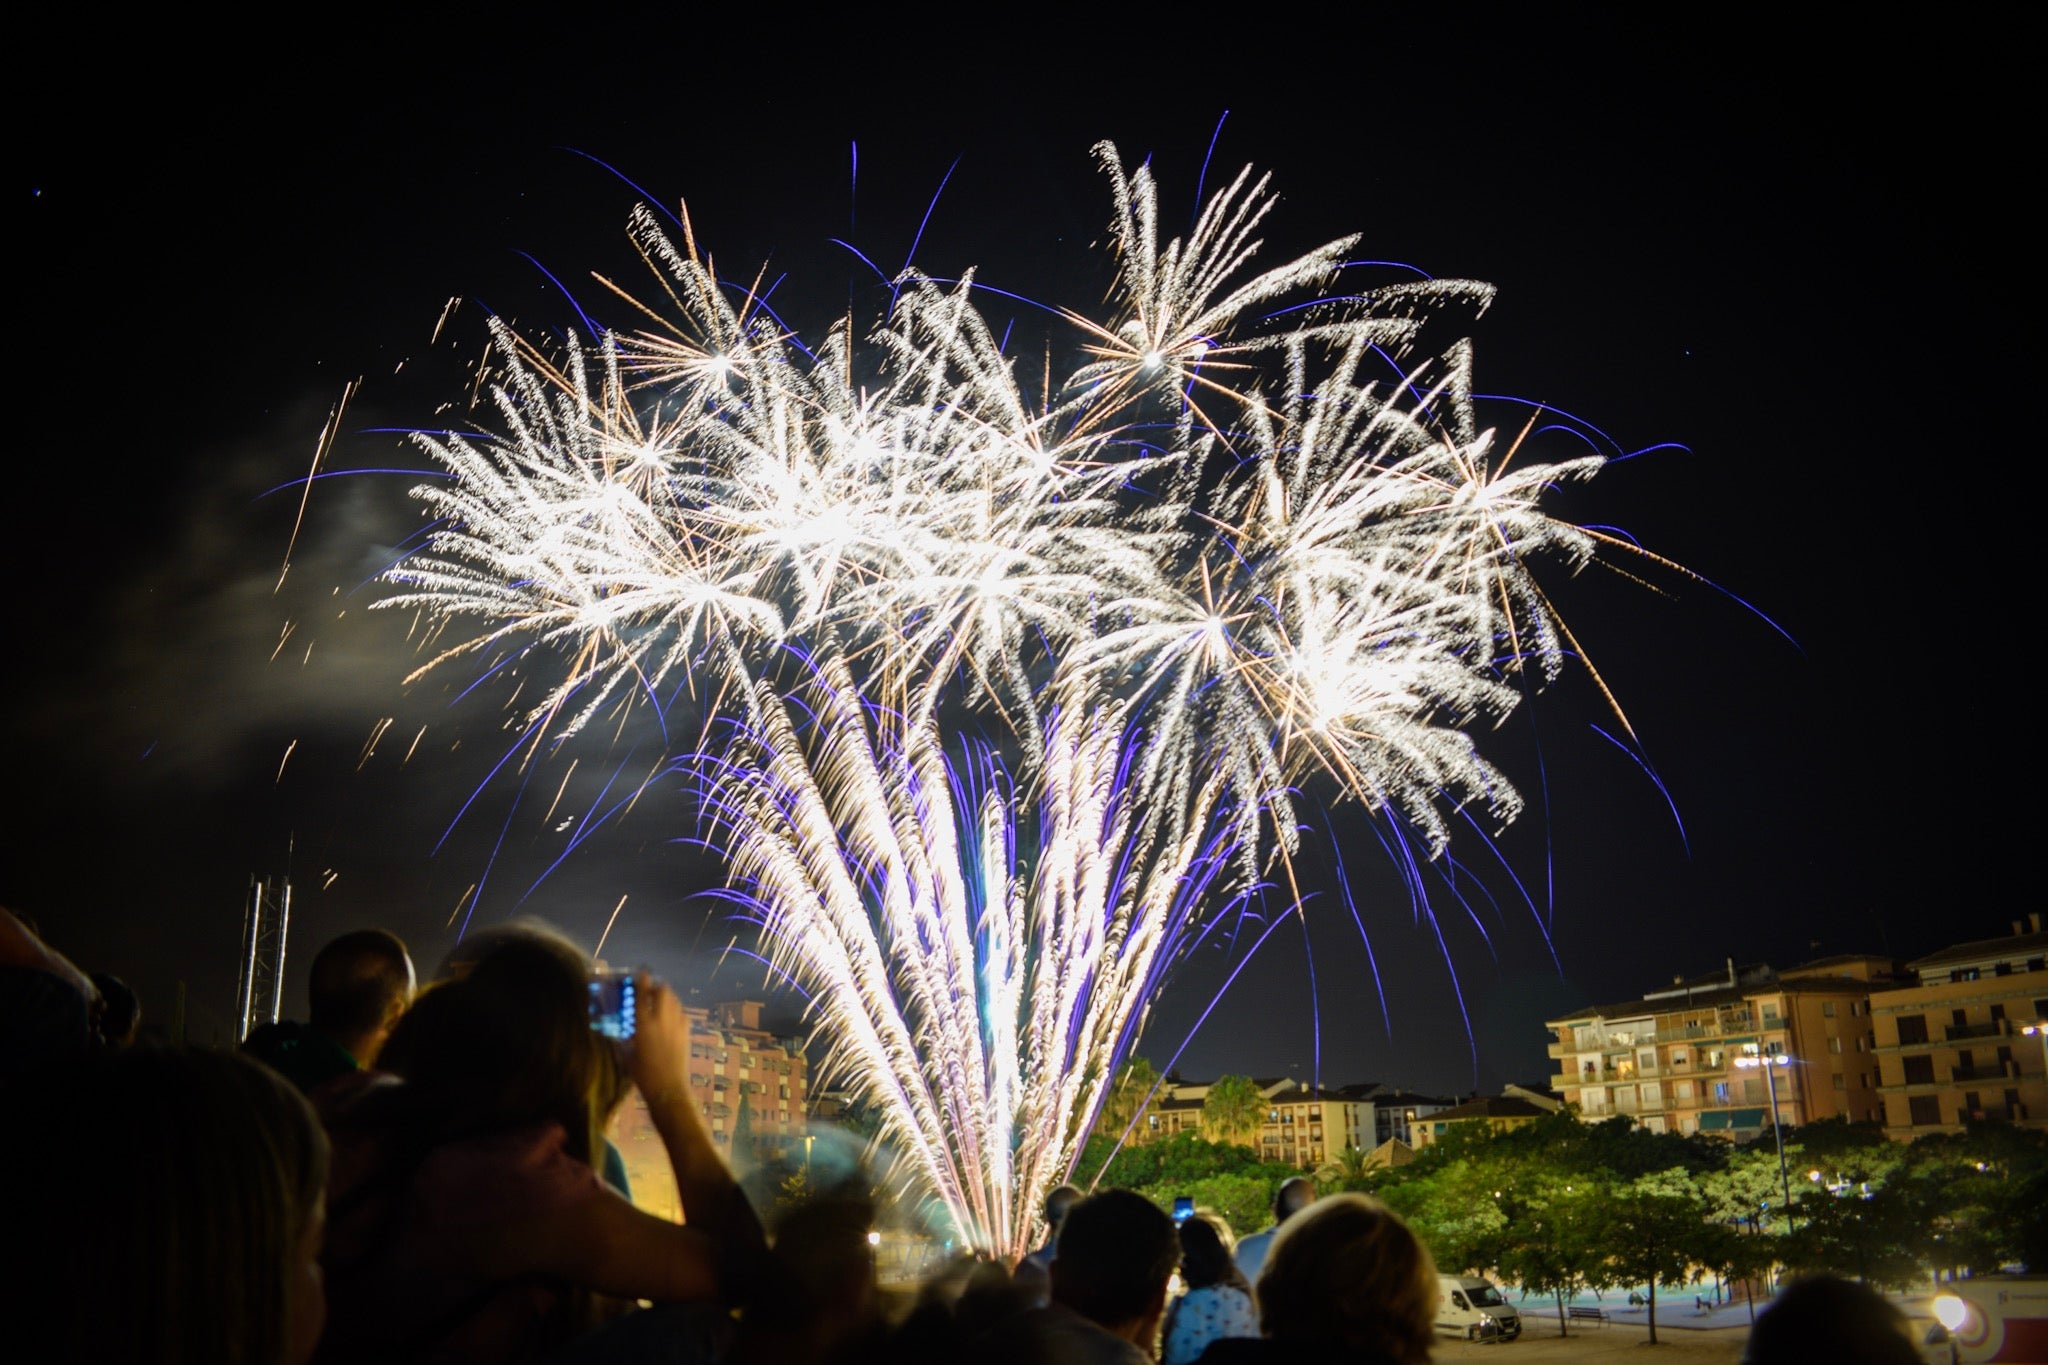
[1822,1000,1837,1018]
[1991,1004,2006,1022]
[1833,1073,1846,1089]
[1712,1082,1731,1105]
[1897,1015,1928,1044]
[1902,1056,1936,1084]
[1828,1037,1843,1054]
[1908,1095,1942,1126]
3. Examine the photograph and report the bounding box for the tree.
[1497,1173,1606,1337]
[1597,1169,1706,1345]
[1093,1056,1163,1146]
[1201,1075,1266,1148]
[1315,1145,1375,1191]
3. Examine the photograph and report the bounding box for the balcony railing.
[1946,1020,2011,1042]
[1952,1061,2020,1082]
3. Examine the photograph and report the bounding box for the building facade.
[1545,956,1893,1140]
[610,999,807,1220]
[1871,917,2048,1140]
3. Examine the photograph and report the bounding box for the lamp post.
[1735,1049,1795,1231]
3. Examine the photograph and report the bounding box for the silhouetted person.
[245,929,415,1097]
[1014,1182,1083,1307]
[91,971,141,1046]
[988,1189,1181,1365]
[1232,1176,1314,1282]
[1201,1194,1437,1365]
[0,907,98,1087]
[1163,1212,1256,1364]
[1742,1275,1919,1365]
[6,1045,331,1365]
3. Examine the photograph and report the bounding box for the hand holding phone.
[588,971,637,1041]
[1172,1196,1195,1222]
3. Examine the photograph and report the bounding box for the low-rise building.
[1871,916,2048,1140]
[1411,1094,1555,1150]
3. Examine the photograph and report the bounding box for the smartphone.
[588,971,636,1041]
[1172,1196,1195,1223]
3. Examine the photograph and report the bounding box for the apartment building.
[1871,916,2048,1139]
[610,999,807,1220]
[1546,955,1892,1139]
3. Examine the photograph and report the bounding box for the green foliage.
[1138,1173,1276,1238]
[1201,1075,1266,1147]
[1093,1057,1162,1146]
[1072,1128,1301,1210]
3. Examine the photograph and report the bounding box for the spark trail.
[382,142,1623,1256]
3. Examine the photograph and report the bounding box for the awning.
[1698,1107,1767,1131]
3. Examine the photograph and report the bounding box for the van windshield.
[1468,1285,1505,1307]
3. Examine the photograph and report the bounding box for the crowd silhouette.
[4,906,1931,1364]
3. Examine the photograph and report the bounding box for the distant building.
[1871,915,2048,1139]
[609,999,807,1220]
[1364,1089,1457,1147]
[1411,1094,1555,1150]
[1123,1076,1451,1169]
[1545,954,1897,1140]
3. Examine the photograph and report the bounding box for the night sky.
[9,12,2026,1100]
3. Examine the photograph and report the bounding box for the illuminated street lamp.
[1735,1048,1795,1231]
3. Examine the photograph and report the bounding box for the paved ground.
[1436,1320,1750,1361]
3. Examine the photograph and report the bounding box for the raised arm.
[626,974,769,1296]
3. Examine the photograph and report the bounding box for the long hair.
[1179,1211,1250,1294]
[372,921,627,1166]
[10,1046,330,1365]
[1255,1194,1438,1363]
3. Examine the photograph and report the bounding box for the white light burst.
[382,143,1615,1256]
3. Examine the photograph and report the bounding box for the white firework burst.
[381,141,1618,1256]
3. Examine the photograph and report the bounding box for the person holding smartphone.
[315,922,764,1364]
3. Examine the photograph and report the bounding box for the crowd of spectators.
[3,904,1936,1364]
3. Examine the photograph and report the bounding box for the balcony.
[1952,1061,2020,1083]
[1947,1020,2011,1042]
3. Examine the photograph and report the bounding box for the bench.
[1567,1306,1610,1327]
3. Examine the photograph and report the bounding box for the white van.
[1927,1276,2048,1364]
[1436,1274,1521,1341]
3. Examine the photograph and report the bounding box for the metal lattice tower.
[234,875,292,1041]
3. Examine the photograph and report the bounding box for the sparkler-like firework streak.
[382,143,1617,1256]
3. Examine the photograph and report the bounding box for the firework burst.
[382,143,1618,1255]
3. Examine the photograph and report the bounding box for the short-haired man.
[1013,1182,1082,1307]
[1232,1175,1314,1282]
[244,928,415,1096]
[989,1188,1181,1364]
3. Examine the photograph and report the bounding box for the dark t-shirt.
[242,1019,359,1095]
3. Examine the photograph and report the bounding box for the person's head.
[1742,1274,1919,1365]
[1044,1182,1082,1238]
[375,921,626,1165]
[12,1046,330,1365]
[1178,1210,1246,1293]
[1273,1174,1316,1225]
[90,971,141,1046]
[1050,1190,1182,1343]
[307,928,415,1062]
[1255,1193,1436,1363]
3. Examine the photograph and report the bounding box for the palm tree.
[1316,1144,1375,1190]
[1201,1075,1266,1148]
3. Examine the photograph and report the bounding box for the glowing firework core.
[384,143,1611,1256]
